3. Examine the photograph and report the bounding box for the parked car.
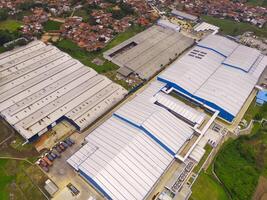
[39,158,48,167]
[42,156,53,166]
[65,139,73,146]
[50,151,58,159]
[45,153,54,161]
[67,137,75,144]
[37,160,49,172]
[58,143,66,151]
[67,183,80,196]
[51,149,61,158]
[54,145,62,153]
[61,141,68,148]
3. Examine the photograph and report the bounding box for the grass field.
[243,99,261,122]
[0,159,47,200]
[190,170,229,200]
[43,20,63,32]
[201,15,267,37]
[0,20,22,31]
[0,119,47,199]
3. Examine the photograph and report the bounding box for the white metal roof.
[154,92,205,126]
[158,35,267,118]
[193,22,219,34]
[68,80,204,199]
[0,41,127,140]
[157,19,181,31]
[67,116,173,200]
[222,45,261,72]
[114,81,195,154]
[189,144,205,163]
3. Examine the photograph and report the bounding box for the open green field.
[213,103,267,200]
[43,20,63,31]
[0,20,22,31]
[190,170,229,200]
[201,15,267,37]
[0,119,47,199]
[0,159,47,200]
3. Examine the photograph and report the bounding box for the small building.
[193,22,219,35]
[44,179,58,196]
[157,19,181,32]
[256,90,267,105]
[171,9,198,22]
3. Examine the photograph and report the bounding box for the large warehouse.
[158,34,267,122]
[68,34,267,200]
[0,41,127,142]
[67,81,208,200]
[103,25,194,79]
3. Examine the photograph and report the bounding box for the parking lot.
[36,129,103,200]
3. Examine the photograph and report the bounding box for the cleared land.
[0,20,22,31]
[202,15,267,37]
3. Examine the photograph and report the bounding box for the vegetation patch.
[0,20,22,31]
[43,20,63,31]
[246,0,267,7]
[190,170,229,200]
[214,104,267,200]
[0,159,47,200]
[202,15,267,37]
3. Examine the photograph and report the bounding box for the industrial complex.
[67,81,209,200]
[0,41,127,142]
[67,34,267,200]
[103,25,194,79]
[0,25,266,200]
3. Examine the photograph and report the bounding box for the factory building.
[67,81,208,200]
[0,41,127,142]
[68,34,267,200]
[103,25,194,79]
[158,34,267,122]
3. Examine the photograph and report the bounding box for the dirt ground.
[253,176,267,200]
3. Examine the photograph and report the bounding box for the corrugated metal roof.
[67,116,173,200]
[68,80,202,199]
[158,34,267,120]
[0,41,127,140]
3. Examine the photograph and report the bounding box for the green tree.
[0,9,8,21]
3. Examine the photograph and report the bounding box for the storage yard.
[0,41,127,142]
[103,25,194,80]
